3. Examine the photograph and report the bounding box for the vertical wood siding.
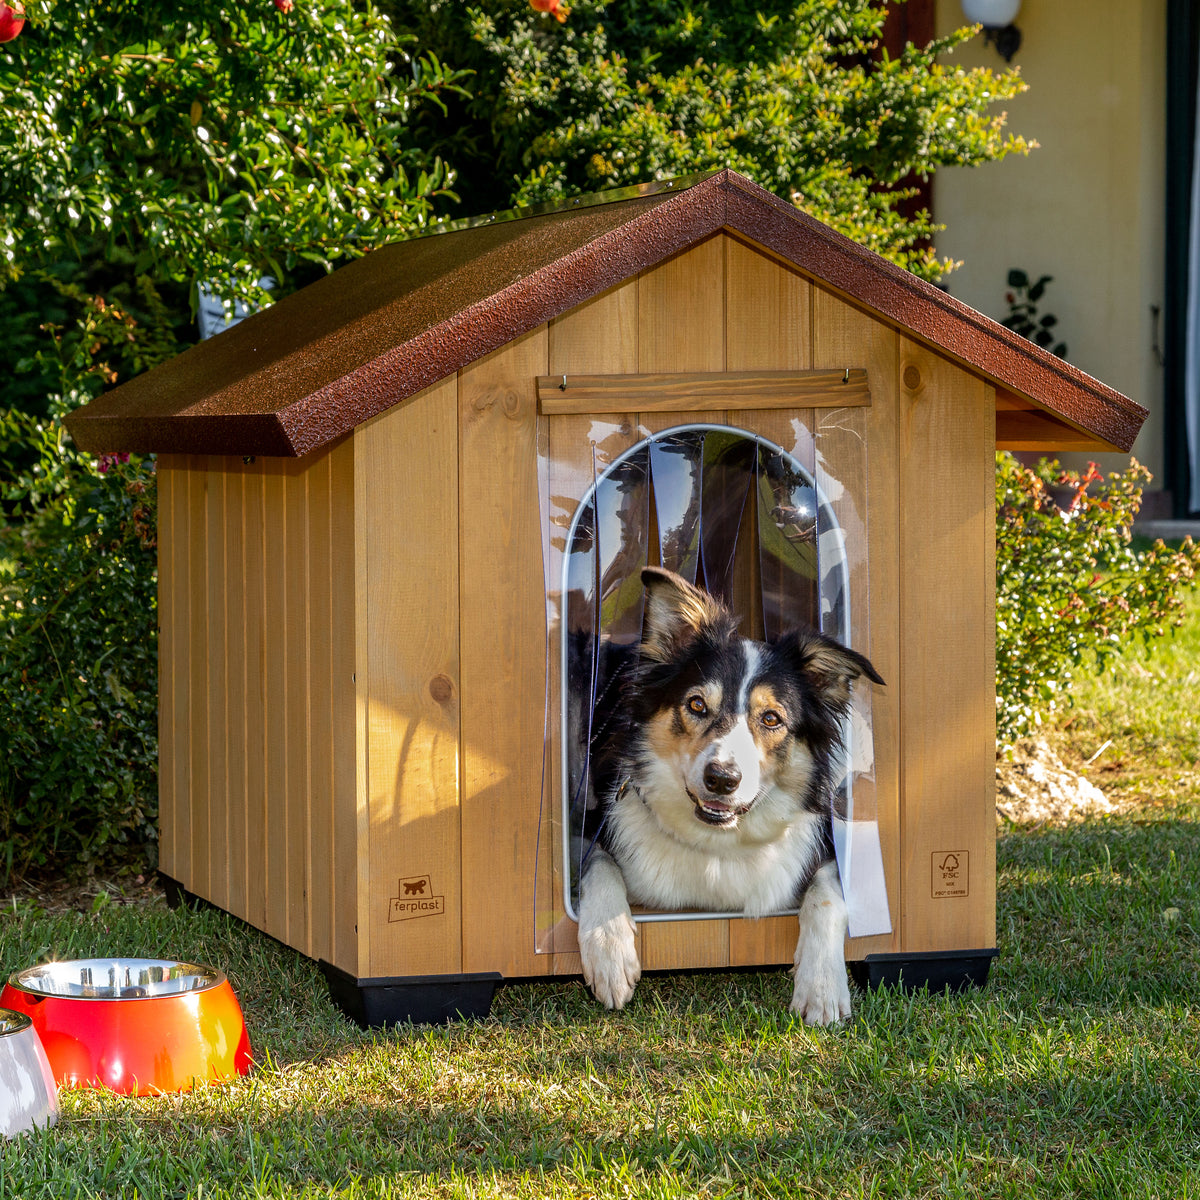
[896,338,997,953]
[159,229,998,985]
[157,445,357,970]
[355,379,463,980]
[458,332,551,980]
[810,285,904,962]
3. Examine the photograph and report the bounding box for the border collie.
[577,567,884,1025]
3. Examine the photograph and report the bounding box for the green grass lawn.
[3,603,1200,1199]
[1047,585,1200,811]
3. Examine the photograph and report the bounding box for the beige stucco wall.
[933,0,1167,490]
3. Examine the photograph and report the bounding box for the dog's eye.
[761,710,783,728]
[686,696,708,717]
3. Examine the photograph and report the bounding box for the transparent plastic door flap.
[537,418,891,943]
[815,408,891,939]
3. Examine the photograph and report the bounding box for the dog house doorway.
[537,418,892,947]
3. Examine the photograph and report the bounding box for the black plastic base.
[159,872,205,911]
[848,948,999,993]
[164,870,994,1015]
[319,961,502,1027]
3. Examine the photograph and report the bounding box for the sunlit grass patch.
[2,577,1199,1199]
[1049,586,1200,806]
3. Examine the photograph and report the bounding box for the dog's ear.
[778,628,885,709]
[639,567,730,662]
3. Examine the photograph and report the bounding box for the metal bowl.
[0,1008,58,1137]
[0,959,253,1095]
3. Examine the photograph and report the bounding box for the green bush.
[0,282,171,885]
[2,0,467,310]
[0,0,469,885]
[995,452,1200,747]
[389,0,1033,280]
[0,458,158,884]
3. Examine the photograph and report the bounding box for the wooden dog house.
[66,170,1146,1024]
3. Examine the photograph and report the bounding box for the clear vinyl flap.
[536,416,891,945]
[814,408,891,939]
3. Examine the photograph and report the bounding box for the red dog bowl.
[0,959,253,1095]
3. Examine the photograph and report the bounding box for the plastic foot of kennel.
[848,948,999,994]
[159,872,206,911]
[318,961,502,1027]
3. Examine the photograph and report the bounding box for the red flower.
[273,0,294,11]
[530,0,569,21]
[0,2,25,44]
[97,452,131,475]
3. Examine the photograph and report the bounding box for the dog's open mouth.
[687,790,749,827]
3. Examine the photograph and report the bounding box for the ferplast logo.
[388,875,445,922]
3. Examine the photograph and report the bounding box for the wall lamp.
[961,0,1022,62]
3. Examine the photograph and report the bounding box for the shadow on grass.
[5,1012,1198,1200]
[2,808,1199,1199]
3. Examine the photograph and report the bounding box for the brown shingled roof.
[64,169,1147,457]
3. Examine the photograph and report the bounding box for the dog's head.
[630,567,884,835]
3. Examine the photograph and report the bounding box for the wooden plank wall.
[809,284,904,962]
[159,230,996,990]
[355,379,463,980]
[157,443,358,974]
[896,342,997,952]
[458,333,552,980]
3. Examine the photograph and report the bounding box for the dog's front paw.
[789,964,851,1026]
[578,910,640,1009]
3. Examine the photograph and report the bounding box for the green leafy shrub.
[0,457,158,884]
[390,0,1033,280]
[995,452,1200,747]
[0,1,470,885]
[0,282,173,885]
[2,0,469,310]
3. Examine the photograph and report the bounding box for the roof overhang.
[65,170,1146,458]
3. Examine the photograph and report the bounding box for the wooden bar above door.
[536,369,870,415]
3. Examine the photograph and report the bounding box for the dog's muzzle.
[687,787,750,827]
[686,761,752,826]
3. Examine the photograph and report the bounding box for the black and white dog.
[577,567,884,1025]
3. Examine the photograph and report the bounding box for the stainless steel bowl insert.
[10,959,223,1000]
[0,1010,32,1037]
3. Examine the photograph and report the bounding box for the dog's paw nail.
[578,917,641,1011]
[790,973,852,1026]
[591,967,637,1010]
[790,999,847,1026]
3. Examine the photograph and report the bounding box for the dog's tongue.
[699,797,735,815]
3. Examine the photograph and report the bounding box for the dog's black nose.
[703,761,742,795]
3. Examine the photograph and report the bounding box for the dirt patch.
[997,738,1131,826]
[0,870,164,915]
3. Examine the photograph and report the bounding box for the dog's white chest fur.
[605,785,826,916]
